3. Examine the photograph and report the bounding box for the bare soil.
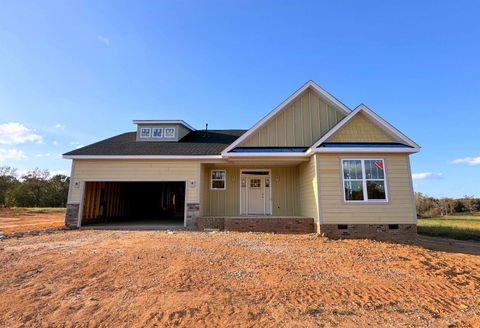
[1,229,479,327]
[0,208,65,233]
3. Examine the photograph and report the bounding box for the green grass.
[418,215,480,241]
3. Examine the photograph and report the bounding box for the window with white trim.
[152,128,163,138]
[140,128,151,138]
[211,170,226,190]
[165,127,176,138]
[342,159,387,202]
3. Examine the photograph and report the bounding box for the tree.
[5,183,35,207]
[462,196,479,214]
[20,168,50,207]
[0,166,19,206]
[44,175,70,207]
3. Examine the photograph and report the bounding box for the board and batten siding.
[316,153,416,224]
[326,112,398,143]
[201,166,241,217]
[200,165,299,217]
[297,156,319,223]
[240,88,346,147]
[69,159,200,203]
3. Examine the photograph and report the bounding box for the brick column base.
[65,204,80,229]
[186,203,200,228]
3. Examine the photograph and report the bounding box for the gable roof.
[221,81,351,154]
[63,130,246,158]
[309,104,420,153]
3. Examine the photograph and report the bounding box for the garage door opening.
[81,181,185,227]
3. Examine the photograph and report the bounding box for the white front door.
[247,177,265,214]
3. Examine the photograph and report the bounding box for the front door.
[247,177,265,215]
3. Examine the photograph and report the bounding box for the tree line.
[415,192,480,218]
[0,166,69,208]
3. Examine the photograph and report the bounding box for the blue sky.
[0,1,479,197]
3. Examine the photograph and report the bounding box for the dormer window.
[140,128,151,138]
[165,128,176,138]
[152,128,163,138]
[134,120,194,142]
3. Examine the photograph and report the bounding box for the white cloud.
[451,156,480,166]
[0,149,27,161]
[70,141,80,145]
[52,140,59,145]
[0,122,43,145]
[97,35,110,46]
[35,153,52,158]
[75,145,85,149]
[54,124,65,130]
[50,169,67,177]
[412,172,444,181]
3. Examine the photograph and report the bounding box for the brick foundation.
[186,203,200,228]
[198,217,315,234]
[65,203,80,229]
[197,217,225,230]
[320,224,417,243]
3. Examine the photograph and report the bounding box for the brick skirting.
[320,224,417,243]
[198,217,315,234]
[197,217,225,230]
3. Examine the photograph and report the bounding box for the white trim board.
[314,147,419,154]
[223,152,308,158]
[309,104,421,153]
[221,81,351,155]
[63,155,223,160]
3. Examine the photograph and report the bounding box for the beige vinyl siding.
[240,88,346,147]
[201,165,299,216]
[326,112,398,143]
[317,153,416,224]
[297,157,319,223]
[69,159,199,203]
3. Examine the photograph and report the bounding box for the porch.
[200,161,316,217]
[197,216,315,234]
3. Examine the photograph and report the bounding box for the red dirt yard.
[0,208,65,233]
[1,224,480,327]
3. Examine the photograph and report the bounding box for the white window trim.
[341,158,388,203]
[140,127,152,138]
[210,169,226,191]
[152,128,164,138]
[164,127,176,138]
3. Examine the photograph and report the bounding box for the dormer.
[133,120,195,142]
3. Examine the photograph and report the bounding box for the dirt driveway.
[0,230,479,327]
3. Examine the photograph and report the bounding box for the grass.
[418,215,480,241]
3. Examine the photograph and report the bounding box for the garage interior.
[81,181,185,227]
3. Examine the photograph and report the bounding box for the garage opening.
[81,181,185,227]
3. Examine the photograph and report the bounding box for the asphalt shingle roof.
[64,130,247,156]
